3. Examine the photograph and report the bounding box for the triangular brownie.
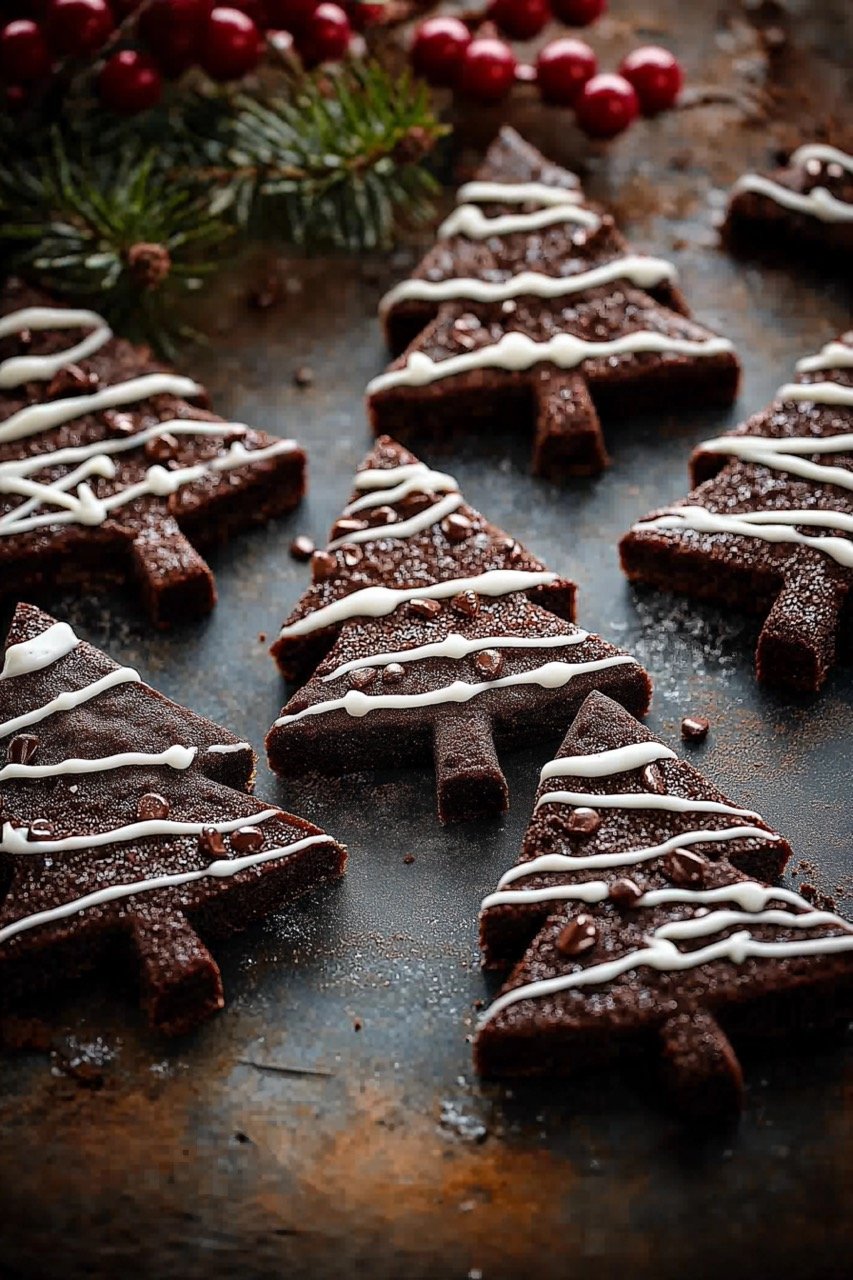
[475,692,853,1118]
[620,335,853,692]
[267,437,651,822]
[0,281,306,627]
[367,127,740,481]
[0,603,346,1036]
[723,142,853,264]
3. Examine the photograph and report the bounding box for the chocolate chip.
[101,409,136,436]
[408,597,442,619]
[45,363,98,399]
[290,535,315,561]
[27,819,54,841]
[311,550,337,583]
[663,850,707,887]
[231,827,264,854]
[609,877,643,907]
[566,806,601,836]
[681,715,710,742]
[331,516,367,539]
[339,542,364,568]
[293,365,314,387]
[383,663,405,684]
[474,649,504,679]
[398,489,434,514]
[367,505,397,527]
[402,853,415,865]
[556,913,598,958]
[7,734,38,765]
[144,432,180,464]
[198,827,227,857]
[451,590,480,617]
[442,513,473,543]
[498,535,523,561]
[349,667,377,690]
[640,763,666,794]
[137,792,170,821]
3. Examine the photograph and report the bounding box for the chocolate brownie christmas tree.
[723,142,853,264]
[621,335,853,693]
[367,127,740,481]
[0,603,346,1036]
[267,436,651,822]
[475,692,853,1118]
[0,281,306,628]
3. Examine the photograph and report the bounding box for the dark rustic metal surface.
[2,3,852,1277]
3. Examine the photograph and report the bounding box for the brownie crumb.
[403,853,415,865]
[681,714,710,742]
[293,365,314,388]
[290,535,316,562]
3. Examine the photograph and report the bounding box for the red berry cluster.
[411,0,683,139]
[0,0,369,116]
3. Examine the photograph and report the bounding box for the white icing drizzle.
[327,491,464,551]
[206,742,251,755]
[1,807,280,856]
[635,506,853,569]
[277,569,558,640]
[777,380,853,407]
[439,203,600,241]
[539,741,676,782]
[697,433,853,491]
[481,875,809,915]
[535,789,757,818]
[0,745,197,784]
[378,256,678,316]
[0,622,78,680]
[796,340,853,374]
[345,463,459,514]
[732,143,853,224]
[322,630,589,684]
[275,656,637,726]
[367,330,734,396]
[0,832,334,948]
[0,307,112,389]
[0,666,140,741]
[790,143,853,174]
[456,181,584,207]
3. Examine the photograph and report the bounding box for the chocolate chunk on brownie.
[0,282,307,627]
[475,691,853,1119]
[0,603,346,1036]
[620,335,853,692]
[266,438,651,823]
[368,126,740,481]
[723,142,853,265]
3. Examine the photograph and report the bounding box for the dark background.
[1,2,852,1276]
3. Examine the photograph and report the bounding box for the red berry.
[575,71,638,138]
[345,0,385,30]
[550,0,605,25]
[98,48,163,113]
[200,5,260,78]
[4,83,30,111]
[0,19,52,80]
[44,0,113,55]
[410,15,470,88]
[230,0,268,27]
[265,0,316,30]
[488,0,551,42]
[535,36,595,105]
[296,0,349,66]
[456,35,516,103]
[619,44,683,115]
[140,0,212,75]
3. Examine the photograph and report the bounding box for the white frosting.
[697,434,853,490]
[0,832,334,948]
[535,789,757,818]
[790,143,853,174]
[0,307,112,389]
[206,742,251,755]
[322,630,589,683]
[345,463,459,514]
[439,203,600,241]
[0,622,78,680]
[277,569,558,640]
[539,742,676,782]
[456,181,583,207]
[1,807,280,856]
[636,505,853,569]
[379,255,678,316]
[327,492,463,551]
[0,745,197,784]
[732,171,853,223]
[796,340,853,374]
[367,330,734,396]
[0,666,140,741]
[275,656,637,726]
[482,876,812,915]
[777,380,853,407]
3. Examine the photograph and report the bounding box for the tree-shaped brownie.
[367,126,739,481]
[621,335,853,692]
[475,691,853,1118]
[267,437,651,822]
[0,603,346,1035]
[0,281,306,627]
[723,142,853,265]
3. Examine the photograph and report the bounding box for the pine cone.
[392,126,433,166]
[126,243,172,291]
